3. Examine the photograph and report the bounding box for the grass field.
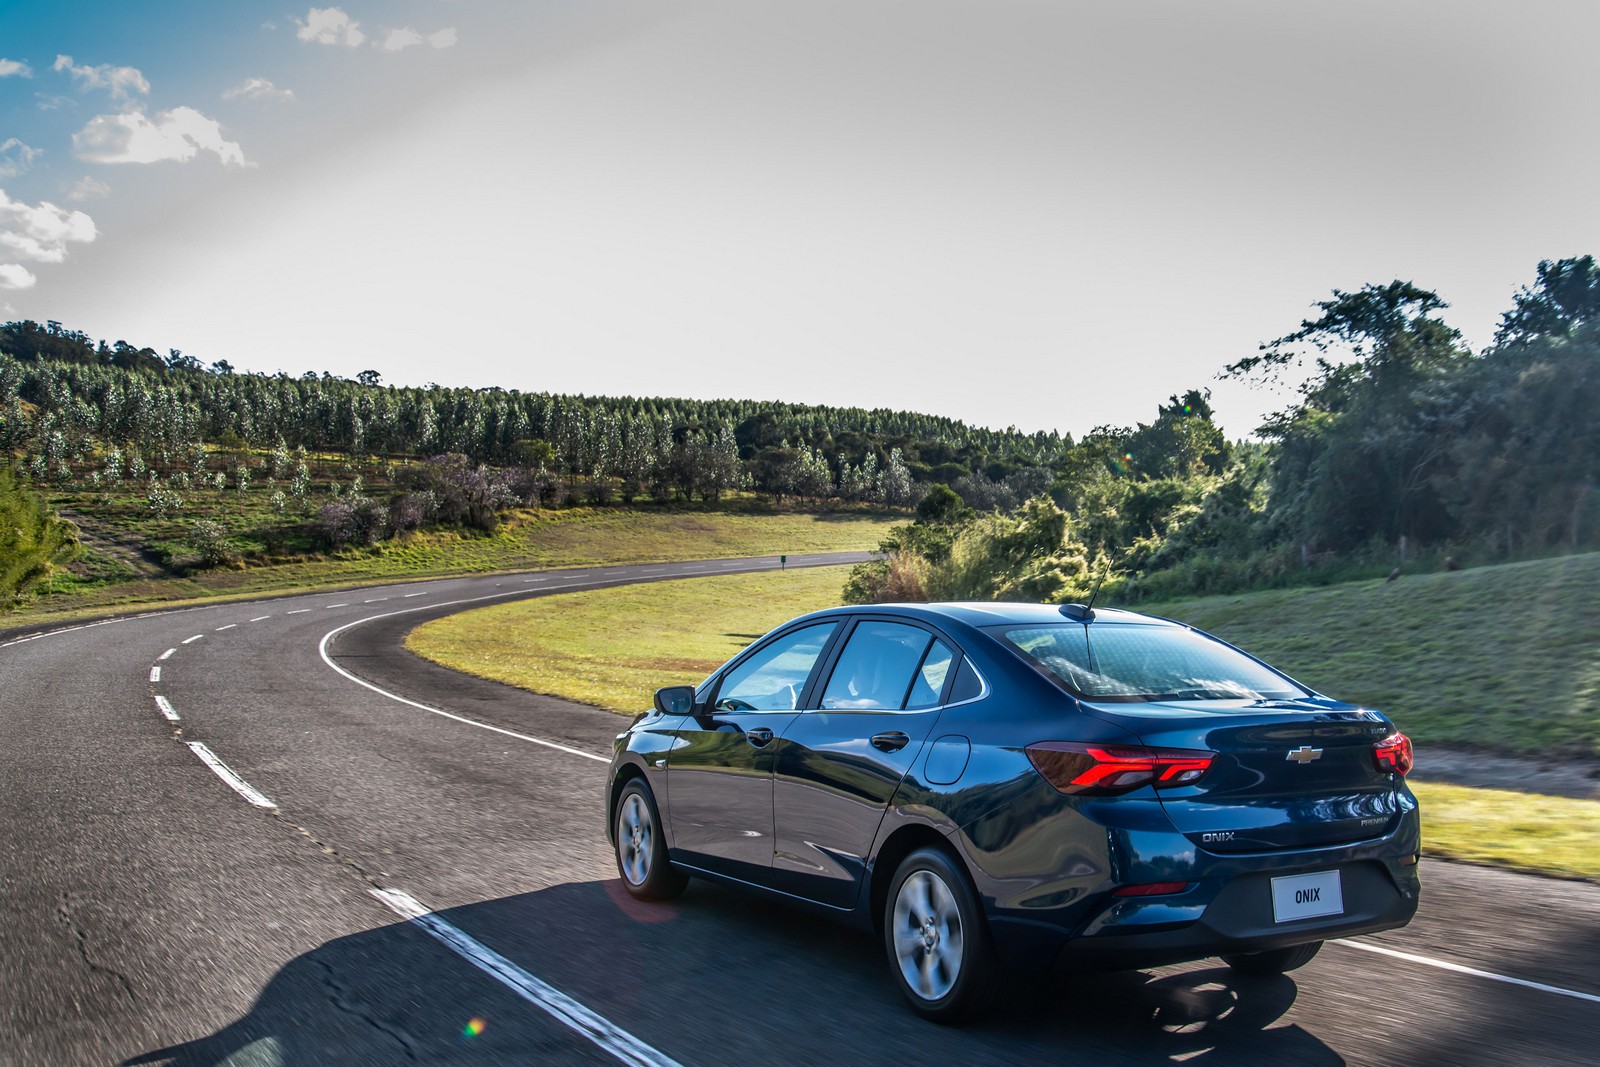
[11,509,893,623]
[409,556,1600,881]
[1138,553,1600,757]
[406,565,849,712]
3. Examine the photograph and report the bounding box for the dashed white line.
[154,696,180,722]
[523,578,547,583]
[182,634,203,645]
[371,888,679,1067]
[216,624,237,631]
[249,615,272,622]
[327,603,349,609]
[364,598,388,603]
[287,609,311,615]
[402,592,427,597]
[1335,939,1600,1005]
[149,666,161,682]
[185,743,276,809]
[158,647,176,661]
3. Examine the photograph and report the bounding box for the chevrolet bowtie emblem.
[1286,746,1323,763]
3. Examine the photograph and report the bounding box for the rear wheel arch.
[869,825,967,934]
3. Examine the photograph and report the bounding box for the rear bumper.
[988,855,1420,972]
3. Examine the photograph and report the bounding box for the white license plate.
[1271,870,1344,923]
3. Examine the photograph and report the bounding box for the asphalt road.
[2,553,1598,1066]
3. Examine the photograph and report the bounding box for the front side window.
[1000,623,1305,702]
[714,622,838,711]
[821,622,936,710]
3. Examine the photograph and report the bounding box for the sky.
[3,0,1599,440]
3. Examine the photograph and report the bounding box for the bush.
[186,519,236,568]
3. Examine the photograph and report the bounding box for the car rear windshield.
[998,623,1306,702]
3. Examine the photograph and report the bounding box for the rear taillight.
[1113,881,1192,897]
[1026,742,1215,796]
[1374,732,1413,776]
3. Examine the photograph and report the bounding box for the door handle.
[746,726,774,747]
[870,731,910,753]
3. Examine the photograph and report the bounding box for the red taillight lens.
[1113,881,1193,897]
[1026,742,1215,796]
[1374,732,1413,776]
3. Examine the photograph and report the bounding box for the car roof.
[793,602,1174,629]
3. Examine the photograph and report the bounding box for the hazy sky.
[3,0,1598,438]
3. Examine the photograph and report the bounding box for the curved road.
[2,555,1597,1066]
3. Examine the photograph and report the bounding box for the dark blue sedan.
[606,602,1420,1021]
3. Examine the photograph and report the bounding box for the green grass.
[1137,553,1600,758]
[409,560,1600,881]
[1410,781,1600,881]
[10,507,893,624]
[406,565,849,712]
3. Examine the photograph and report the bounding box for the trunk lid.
[1082,697,1405,852]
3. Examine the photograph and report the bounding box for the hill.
[1139,553,1600,758]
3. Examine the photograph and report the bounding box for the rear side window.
[821,622,935,710]
[715,622,838,711]
[905,640,955,709]
[1001,623,1304,702]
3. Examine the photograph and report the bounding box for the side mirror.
[653,685,697,717]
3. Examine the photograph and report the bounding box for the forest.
[2,255,1598,608]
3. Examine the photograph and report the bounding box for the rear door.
[769,619,956,907]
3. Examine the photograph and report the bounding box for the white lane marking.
[523,578,547,583]
[185,743,276,809]
[287,609,311,615]
[640,569,664,574]
[149,666,161,682]
[216,624,237,631]
[371,888,679,1067]
[1335,939,1600,1005]
[364,598,388,603]
[250,615,272,622]
[317,588,609,764]
[154,696,180,722]
[403,592,427,597]
[182,634,203,645]
[719,561,740,567]
[158,647,176,661]
[327,603,349,609]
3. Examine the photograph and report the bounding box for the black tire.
[883,846,1001,1023]
[613,780,687,901]
[1222,940,1323,975]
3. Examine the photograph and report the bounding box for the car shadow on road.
[123,878,1336,1066]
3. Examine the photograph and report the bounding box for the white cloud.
[0,58,33,78]
[380,28,424,52]
[66,176,111,201]
[53,54,150,102]
[224,77,295,103]
[296,8,365,47]
[0,139,43,179]
[0,190,96,270]
[0,264,37,290]
[379,26,458,51]
[35,93,74,111]
[74,107,250,168]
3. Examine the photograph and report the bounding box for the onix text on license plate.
[1271,870,1344,923]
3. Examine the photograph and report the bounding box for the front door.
[664,621,840,882]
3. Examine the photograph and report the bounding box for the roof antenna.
[1060,557,1113,621]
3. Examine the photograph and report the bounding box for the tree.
[1495,256,1600,345]
[356,369,383,387]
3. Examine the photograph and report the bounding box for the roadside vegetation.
[409,558,1600,881]
[406,565,849,711]
[7,254,1600,616]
